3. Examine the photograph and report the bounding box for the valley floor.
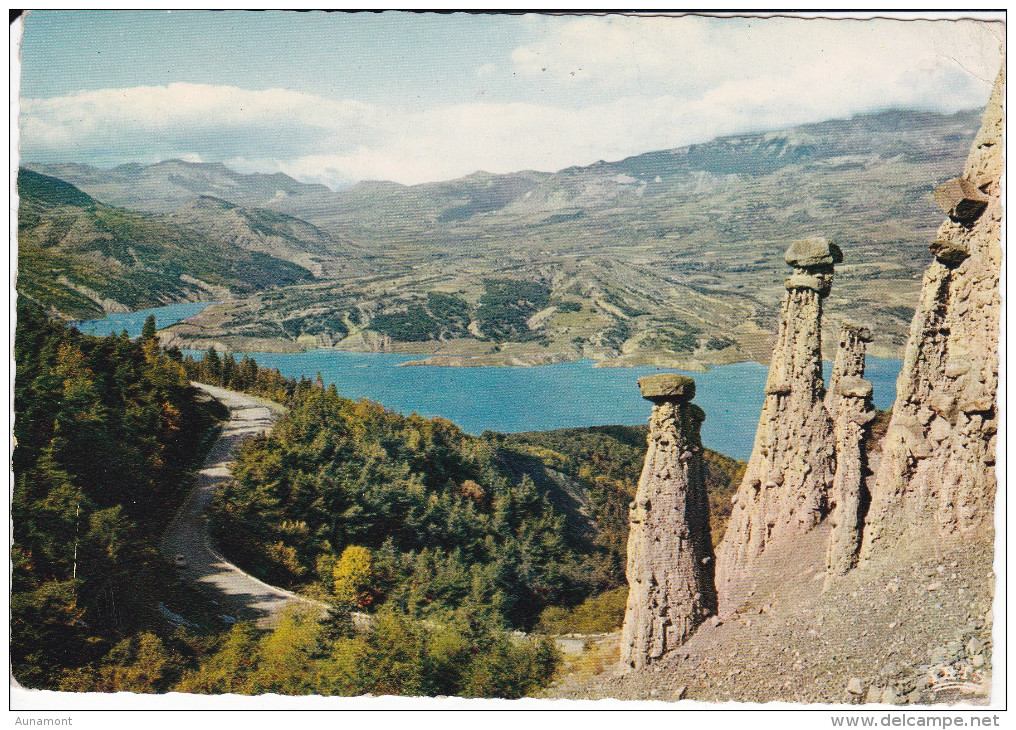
[542,526,995,706]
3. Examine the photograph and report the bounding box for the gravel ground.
[543,526,995,705]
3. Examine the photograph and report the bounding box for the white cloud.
[20,83,385,168]
[475,62,499,78]
[507,16,1002,99]
[17,17,1003,188]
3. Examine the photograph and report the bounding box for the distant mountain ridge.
[24,107,981,221]
[24,158,332,213]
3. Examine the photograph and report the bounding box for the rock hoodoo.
[824,321,875,581]
[824,374,875,582]
[619,374,715,670]
[825,321,873,419]
[860,65,1003,560]
[714,237,840,613]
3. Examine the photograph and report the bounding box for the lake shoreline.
[76,302,904,462]
[83,300,903,372]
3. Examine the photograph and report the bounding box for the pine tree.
[141,315,157,341]
[202,347,222,383]
[221,353,237,389]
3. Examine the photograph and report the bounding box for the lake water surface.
[72,301,217,338]
[77,303,902,461]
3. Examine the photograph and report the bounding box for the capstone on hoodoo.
[714,237,840,613]
[619,374,715,671]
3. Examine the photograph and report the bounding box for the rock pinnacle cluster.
[620,64,1000,671]
[619,374,715,670]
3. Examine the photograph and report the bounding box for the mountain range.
[20,106,983,365]
[24,159,331,213]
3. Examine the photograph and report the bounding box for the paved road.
[161,383,330,629]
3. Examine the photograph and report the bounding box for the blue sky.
[19,12,521,108]
[15,11,1004,187]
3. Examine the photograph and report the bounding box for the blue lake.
[77,303,902,461]
[72,301,216,338]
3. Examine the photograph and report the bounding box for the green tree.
[141,314,157,341]
[352,610,427,696]
[461,632,558,699]
[175,623,262,694]
[220,353,237,388]
[250,610,326,694]
[202,347,222,383]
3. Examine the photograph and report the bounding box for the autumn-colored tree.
[59,633,179,693]
[174,623,262,694]
[332,545,375,609]
[250,609,325,694]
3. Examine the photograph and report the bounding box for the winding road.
[161,383,330,629]
[159,383,579,645]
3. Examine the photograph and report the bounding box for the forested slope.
[12,301,224,688]
[193,367,745,633]
[12,305,744,696]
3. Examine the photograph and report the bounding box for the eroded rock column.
[826,322,873,419]
[860,65,1002,560]
[825,376,875,583]
[619,374,715,671]
[715,237,839,613]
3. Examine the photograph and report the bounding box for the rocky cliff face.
[620,374,716,670]
[714,238,840,613]
[860,66,1003,559]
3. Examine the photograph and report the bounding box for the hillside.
[166,196,362,279]
[15,304,743,696]
[180,355,747,631]
[16,170,355,320]
[161,108,982,363]
[157,257,765,363]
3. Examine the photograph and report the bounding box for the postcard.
[9,9,1005,721]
